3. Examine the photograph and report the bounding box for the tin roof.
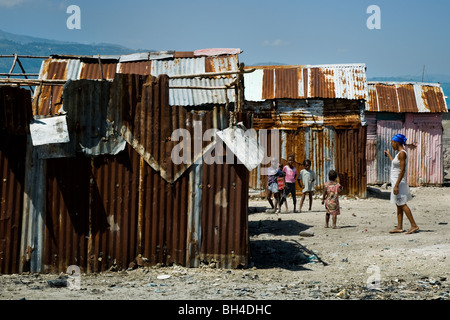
[33,49,241,115]
[244,63,367,101]
[366,81,448,113]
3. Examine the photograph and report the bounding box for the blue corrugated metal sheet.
[169,77,235,106]
[376,120,404,184]
[150,55,238,106]
[303,126,336,189]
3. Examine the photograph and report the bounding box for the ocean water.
[440,82,450,109]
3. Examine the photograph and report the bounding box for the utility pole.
[421,65,425,82]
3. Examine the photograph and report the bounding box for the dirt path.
[0,186,449,301]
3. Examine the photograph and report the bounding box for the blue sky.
[0,0,449,79]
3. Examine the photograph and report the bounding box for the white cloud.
[0,0,32,8]
[262,39,291,47]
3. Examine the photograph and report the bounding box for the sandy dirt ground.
[0,186,449,301]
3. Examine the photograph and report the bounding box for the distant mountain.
[252,62,287,66]
[0,29,75,45]
[0,29,141,75]
[368,74,450,84]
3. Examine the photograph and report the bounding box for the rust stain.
[367,82,447,113]
[310,68,336,99]
[119,61,152,75]
[33,60,68,115]
[262,69,275,100]
[422,86,447,113]
[275,68,298,98]
[174,51,195,58]
[38,74,249,272]
[397,84,418,113]
[80,61,117,80]
[376,83,399,112]
[367,87,378,112]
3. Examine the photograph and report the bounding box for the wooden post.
[16,57,35,93]
[238,62,245,112]
[7,54,18,78]
[98,54,104,81]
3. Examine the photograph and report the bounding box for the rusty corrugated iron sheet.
[62,79,126,156]
[33,56,117,116]
[43,155,90,273]
[201,159,249,267]
[365,81,446,186]
[365,114,378,185]
[0,87,31,274]
[335,127,367,198]
[34,51,241,114]
[24,73,250,273]
[114,73,227,183]
[148,55,238,106]
[79,59,117,80]
[0,133,27,274]
[0,86,32,135]
[366,82,448,113]
[248,98,367,198]
[33,58,73,116]
[117,60,151,75]
[244,63,367,101]
[112,73,248,268]
[248,128,367,198]
[32,79,126,159]
[249,99,364,130]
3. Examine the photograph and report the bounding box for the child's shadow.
[249,219,313,236]
[367,186,391,200]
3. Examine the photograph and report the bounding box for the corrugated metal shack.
[0,86,32,274]
[1,49,257,274]
[244,64,368,198]
[365,81,448,186]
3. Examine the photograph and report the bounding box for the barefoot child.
[266,163,284,213]
[277,163,289,213]
[322,170,343,229]
[280,156,297,212]
[297,159,315,212]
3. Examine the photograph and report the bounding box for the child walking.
[322,170,343,229]
[297,159,315,212]
[280,156,297,212]
[277,163,289,213]
[266,163,284,213]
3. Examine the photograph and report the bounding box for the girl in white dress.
[384,134,419,234]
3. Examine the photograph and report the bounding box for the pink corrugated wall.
[405,114,443,186]
[367,114,443,186]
